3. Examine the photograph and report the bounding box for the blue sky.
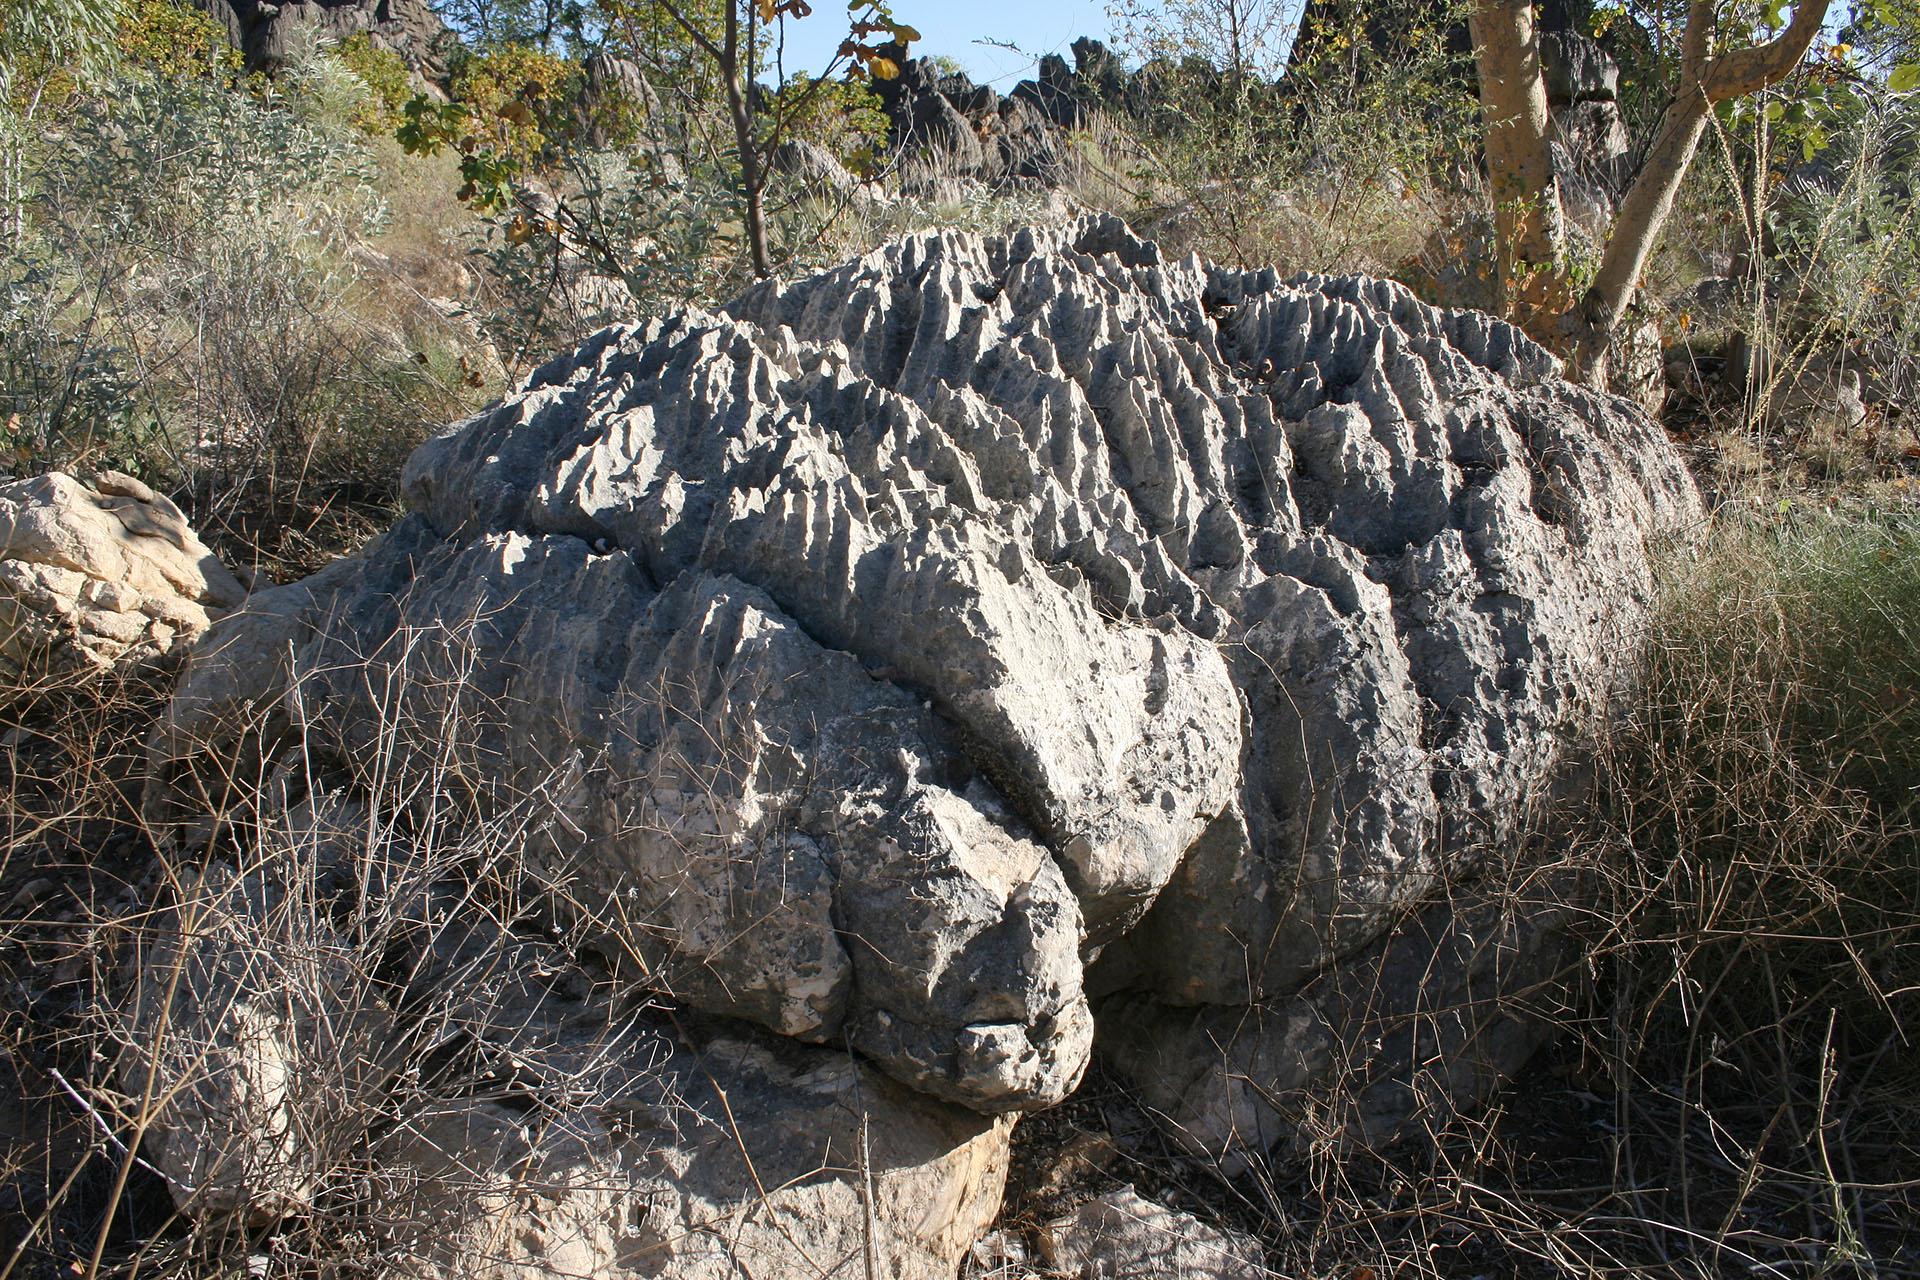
[763,0,1113,86]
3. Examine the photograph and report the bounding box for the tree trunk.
[719,0,773,278]
[1472,0,1567,323]
[1557,0,1831,380]
[1561,92,1711,370]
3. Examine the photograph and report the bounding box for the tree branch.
[648,0,727,64]
[1704,0,1833,100]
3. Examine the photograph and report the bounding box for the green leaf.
[1890,63,1920,92]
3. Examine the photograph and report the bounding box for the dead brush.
[0,621,671,1280]
[1575,502,1920,1273]
[1239,508,1920,1277]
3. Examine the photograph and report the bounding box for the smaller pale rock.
[1035,1186,1266,1279]
[0,472,244,679]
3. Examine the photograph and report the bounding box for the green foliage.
[0,0,126,83]
[1105,0,1479,272]
[476,145,741,367]
[398,42,579,213]
[450,40,575,162]
[771,71,888,171]
[397,93,525,212]
[435,0,604,54]
[115,0,240,81]
[1,63,474,526]
[335,33,413,133]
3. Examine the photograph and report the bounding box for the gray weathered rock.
[154,217,1699,1168]
[157,551,1098,1113]
[197,0,449,82]
[1034,1186,1266,1279]
[1098,866,1584,1168]
[1541,31,1620,105]
[115,858,394,1221]
[0,471,245,680]
[378,1012,1013,1280]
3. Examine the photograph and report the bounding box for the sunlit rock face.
[153,216,1700,1167]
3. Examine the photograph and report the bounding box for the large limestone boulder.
[152,217,1699,1195]
[0,471,245,680]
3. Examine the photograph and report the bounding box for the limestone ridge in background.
[194,0,449,81]
[144,217,1700,1265]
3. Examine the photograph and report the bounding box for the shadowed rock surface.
[146,216,1699,1253]
[196,0,448,80]
[380,1011,1013,1280]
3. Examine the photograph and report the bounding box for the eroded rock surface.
[199,0,450,82]
[1034,1186,1267,1279]
[0,471,245,680]
[382,1016,1012,1280]
[151,217,1699,1193]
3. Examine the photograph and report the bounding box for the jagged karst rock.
[869,39,1134,188]
[196,0,450,82]
[1541,30,1621,105]
[153,217,1699,1192]
[0,471,245,680]
[1543,31,1633,225]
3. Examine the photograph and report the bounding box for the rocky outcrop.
[1543,31,1633,234]
[382,1018,1012,1280]
[868,38,1136,188]
[195,0,450,82]
[148,217,1698,1249]
[1033,1187,1266,1279]
[0,472,245,681]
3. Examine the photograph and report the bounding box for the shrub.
[333,33,413,135]
[2,59,484,567]
[116,0,242,81]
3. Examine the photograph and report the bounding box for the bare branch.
[1704,0,1834,99]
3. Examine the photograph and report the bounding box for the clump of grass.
[1580,503,1920,1265]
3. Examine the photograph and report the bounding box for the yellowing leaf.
[869,55,899,79]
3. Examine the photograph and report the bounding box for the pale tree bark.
[1474,0,1833,382]
[1472,0,1569,323]
[1566,0,1831,375]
